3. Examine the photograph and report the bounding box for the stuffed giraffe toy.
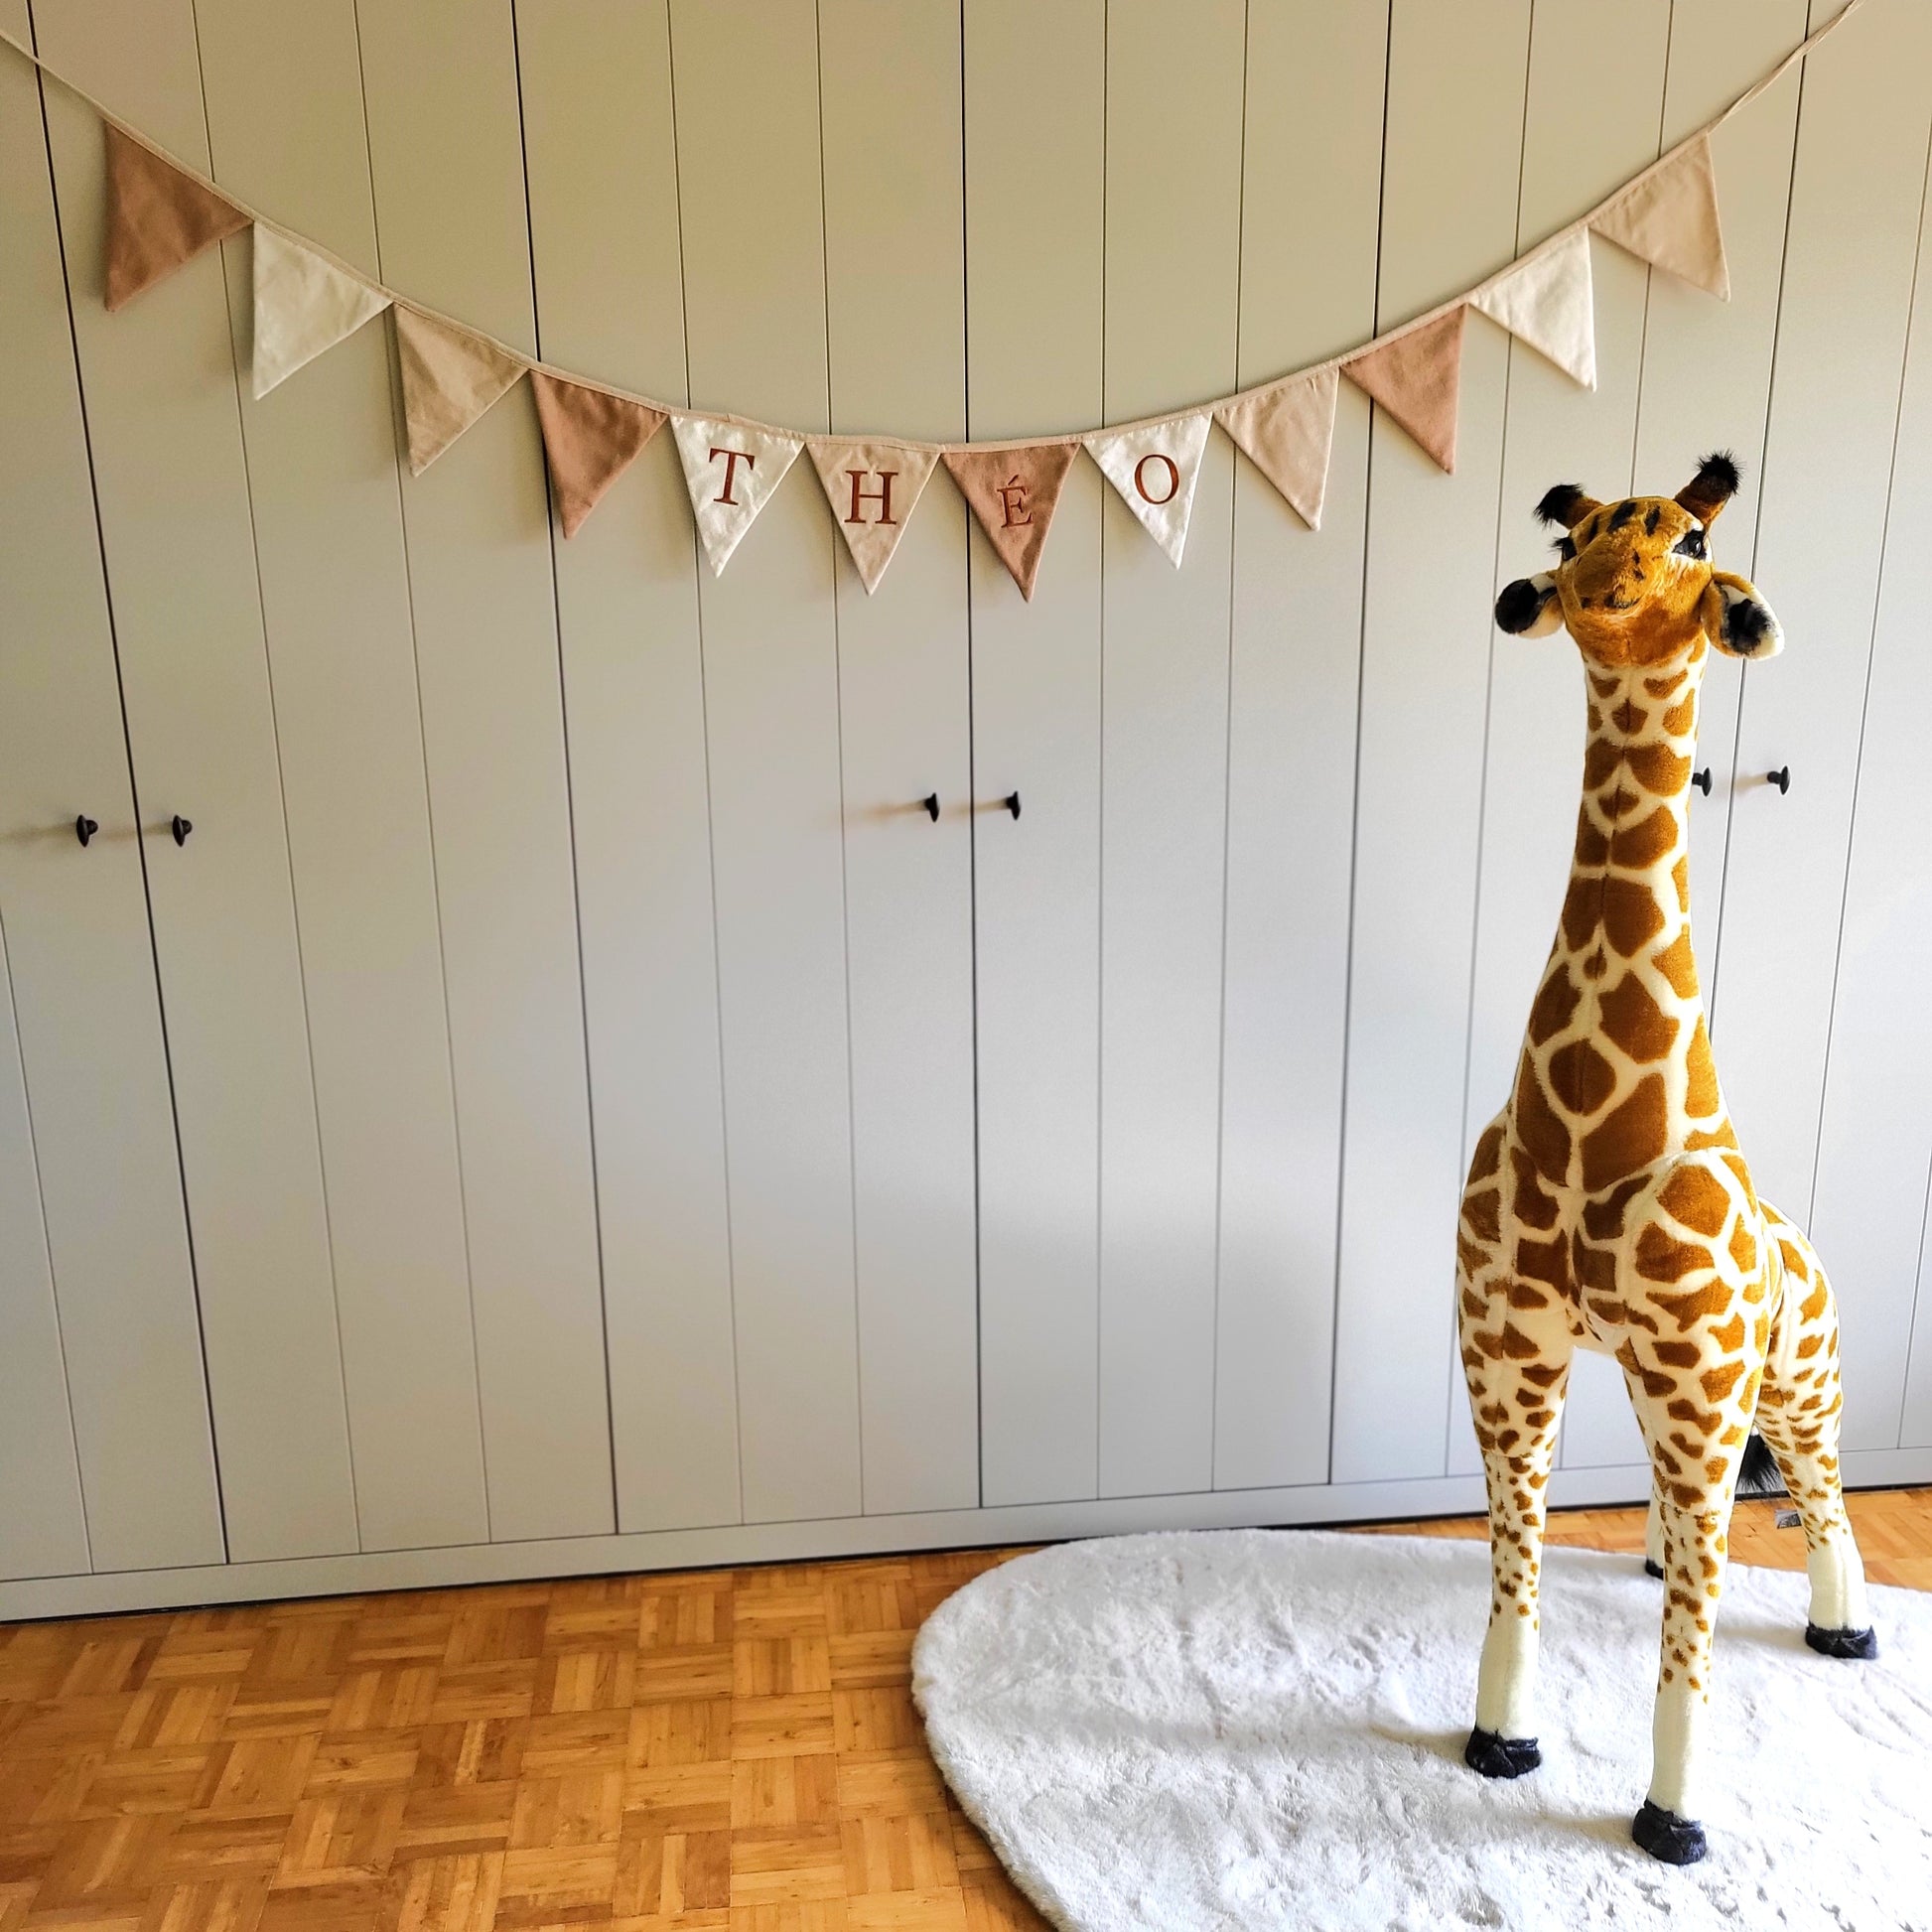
[1458,454,1877,1866]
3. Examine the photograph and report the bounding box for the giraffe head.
[1493,453,1782,669]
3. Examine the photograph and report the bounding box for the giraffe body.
[1462,456,1874,1864]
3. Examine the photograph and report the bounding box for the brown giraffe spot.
[1589,670,1620,699]
[1662,696,1695,740]
[1653,1339,1702,1369]
[1573,813,1609,867]
[1461,1288,1484,1318]
[1669,1398,1721,1431]
[1721,1152,1756,1202]
[1457,1235,1488,1279]
[1499,1323,1543,1360]
[1571,1234,1617,1297]
[1602,878,1666,955]
[1727,1219,1758,1274]
[1583,737,1620,790]
[1800,1281,1829,1322]
[1581,947,1608,980]
[1669,1482,1703,1509]
[1508,1283,1551,1309]
[1514,1053,1573,1184]
[1579,1072,1667,1189]
[1685,1019,1723,1119]
[1527,968,1581,1046]
[1522,1361,1566,1388]
[1657,1163,1729,1237]
[1685,1123,1739,1152]
[1798,1333,1825,1359]
[1462,1184,1501,1242]
[1636,1223,1716,1283]
[1712,1313,1746,1352]
[1587,703,1605,733]
[1778,1237,1808,1280]
[1653,1282,1733,1331]
[1610,805,1678,870]
[1627,743,1690,794]
[1562,876,1602,950]
[1508,1149,1559,1230]
[1701,1359,1746,1403]
[1654,930,1699,999]
[1548,1038,1617,1116]
[1611,699,1648,733]
[1515,1235,1569,1292]
[1673,855,1690,912]
[1469,1120,1503,1183]
[1644,669,1687,699]
[1583,1174,1648,1239]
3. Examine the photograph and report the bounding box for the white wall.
[4,0,1932,1615]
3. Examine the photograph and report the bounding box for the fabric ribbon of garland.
[0,2,1866,600]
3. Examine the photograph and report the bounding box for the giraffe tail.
[1738,1432,1784,1498]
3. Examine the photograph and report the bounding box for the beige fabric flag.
[252,226,389,398]
[943,443,1080,601]
[1214,366,1339,530]
[1343,307,1466,474]
[1471,226,1597,388]
[103,125,248,312]
[530,373,666,536]
[807,439,939,593]
[394,308,526,475]
[1083,411,1212,567]
[1591,132,1729,301]
[671,416,804,575]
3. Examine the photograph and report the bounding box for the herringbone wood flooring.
[1,1488,1924,1930]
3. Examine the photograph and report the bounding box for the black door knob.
[920,793,939,822]
[1004,791,1022,820]
[171,815,193,846]
[1692,767,1713,796]
[1767,765,1790,794]
[74,814,98,847]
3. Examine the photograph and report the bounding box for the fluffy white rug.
[911,1528,1932,1931]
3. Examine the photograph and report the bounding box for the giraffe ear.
[1496,572,1565,637]
[1676,450,1740,526]
[1700,569,1783,659]
[1534,483,1601,532]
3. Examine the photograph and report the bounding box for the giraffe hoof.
[1806,1622,1878,1660]
[1632,1799,1707,1865]
[1643,1558,1664,1580]
[1463,1726,1541,1779]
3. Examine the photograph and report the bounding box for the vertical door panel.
[821,0,979,1515]
[669,0,862,1523]
[516,0,740,1532]
[967,0,1106,1508]
[1214,3,1385,1492]
[193,0,489,1553]
[357,0,614,1542]
[1711,0,1932,1232]
[1454,4,1672,1479]
[35,0,354,1562]
[1095,2,1245,1499]
[1330,0,1530,1485]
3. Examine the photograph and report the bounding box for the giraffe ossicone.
[1460,452,1874,1866]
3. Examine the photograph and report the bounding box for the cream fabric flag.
[671,416,804,574]
[1590,132,1729,301]
[394,307,526,475]
[102,126,248,312]
[530,373,667,537]
[943,443,1080,601]
[252,226,389,397]
[1214,366,1338,530]
[1470,227,1597,388]
[1343,307,1466,474]
[1083,411,1212,566]
[807,439,939,593]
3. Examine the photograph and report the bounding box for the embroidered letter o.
[1134,453,1180,505]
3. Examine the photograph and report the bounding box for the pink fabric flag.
[394,307,526,476]
[807,438,939,593]
[1214,366,1339,531]
[1083,411,1212,566]
[1470,227,1596,388]
[102,125,248,312]
[1590,133,1729,302]
[943,443,1080,601]
[1343,308,1466,474]
[530,373,667,537]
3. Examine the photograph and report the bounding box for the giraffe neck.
[1509,640,1737,1195]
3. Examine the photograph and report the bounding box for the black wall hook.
[1692,767,1713,796]
[74,815,97,848]
[920,793,939,822]
[1767,765,1791,795]
[1004,791,1022,820]
[171,815,194,846]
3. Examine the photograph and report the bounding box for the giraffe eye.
[1556,535,1577,563]
[1674,527,1707,559]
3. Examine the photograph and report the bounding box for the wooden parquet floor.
[1,1487,1925,1931]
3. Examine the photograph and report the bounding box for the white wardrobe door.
[670,0,863,1524]
[1710,0,1932,1231]
[1093,3,1245,1501]
[34,0,355,1564]
[822,0,980,1516]
[1330,0,1531,1486]
[192,0,489,1555]
[516,0,740,1535]
[967,0,1106,1509]
[356,0,615,1542]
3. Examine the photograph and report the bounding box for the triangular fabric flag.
[1215,365,1339,530]
[942,443,1080,600]
[1590,132,1729,302]
[1082,411,1212,567]
[252,226,389,398]
[530,374,667,536]
[393,307,526,475]
[1471,226,1597,388]
[102,125,248,312]
[807,439,939,593]
[671,416,804,574]
[1343,307,1466,474]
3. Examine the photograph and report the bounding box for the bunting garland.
[0,2,1866,596]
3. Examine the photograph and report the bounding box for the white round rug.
[911,1528,1932,1931]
